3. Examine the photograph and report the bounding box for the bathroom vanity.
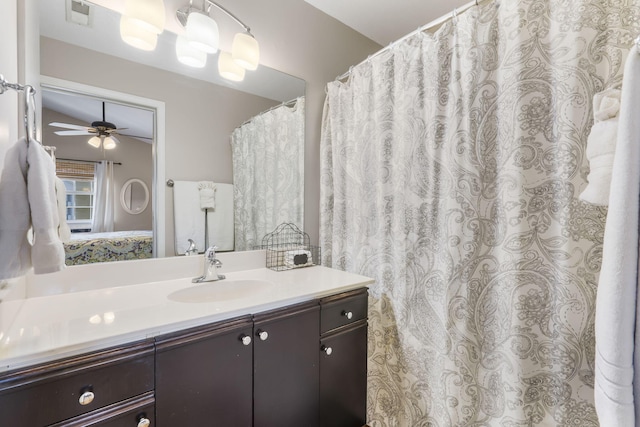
[0,254,372,427]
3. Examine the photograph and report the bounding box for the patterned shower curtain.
[320,1,640,425]
[231,97,305,251]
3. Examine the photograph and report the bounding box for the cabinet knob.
[257,330,269,341]
[240,335,252,346]
[342,311,353,320]
[321,345,333,356]
[78,390,95,406]
[137,417,151,427]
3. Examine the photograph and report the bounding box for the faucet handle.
[205,246,219,260]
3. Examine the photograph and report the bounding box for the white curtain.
[231,97,305,251]
[91,160,114,233]
[320,1,640,425]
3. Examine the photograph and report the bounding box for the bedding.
[64,230,153,265]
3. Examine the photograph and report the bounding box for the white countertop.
[0,265,373,373]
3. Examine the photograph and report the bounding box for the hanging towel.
[27,140,66,274]
[594,47,640,427]
[0,138,33,279]
[0,138,66,279]
[55,177,71,243]
[206,183,234,251]
[173,181,206,255]
[198,181,216,209]
[580,88,621,205]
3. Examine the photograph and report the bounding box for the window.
[56,160,95,231]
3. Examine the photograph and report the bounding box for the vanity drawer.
[0,339,154,427]
[49,392,155,427]
[320,288,368,334]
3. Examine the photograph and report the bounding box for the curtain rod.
[57,157,122,166]
[239,97,301,127]
[336,0,492,81]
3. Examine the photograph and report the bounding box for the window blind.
[56,160,95,180]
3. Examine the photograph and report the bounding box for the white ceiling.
[303,0,471,46]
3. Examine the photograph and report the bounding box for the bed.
[64,230,153,265]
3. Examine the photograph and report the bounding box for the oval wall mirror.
[121,178,150,215]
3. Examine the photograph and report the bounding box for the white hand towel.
[594,47,640,427]
[0,138,32,279]
[173,181,206,255]
[206,183,234,251]
[27,140,66,274]
[55,177,71,243]
[580,88,621,205]
[198,181,216,209]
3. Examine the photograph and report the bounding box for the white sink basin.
[168,279,275,303]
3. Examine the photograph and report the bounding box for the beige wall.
[43,108,154,232]
[40,0,382,249]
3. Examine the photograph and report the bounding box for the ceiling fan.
[49,101,152,149]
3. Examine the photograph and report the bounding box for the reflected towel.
[55,178,71,243]
[580,88,621,205]
[173,181,205,255]
[206,183,234,251]
[198,181,216,210]
[594,47,640,427]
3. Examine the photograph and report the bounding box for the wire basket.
[260,223,320,271]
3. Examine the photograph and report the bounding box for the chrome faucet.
[185,239,199,256]
[192,246,226,283]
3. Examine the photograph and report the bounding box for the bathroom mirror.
[121,179,150,215]
[38,0,306,261]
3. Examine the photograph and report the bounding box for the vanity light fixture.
[176,1,260,80]
[218,51,245,81]
[123,0,166,35]
[121,0,165,51]
[176,35,208,68]
[120,16,158,51]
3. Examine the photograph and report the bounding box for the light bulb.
[218,52,245,82]
[232,32,260,70]
[186,12,219,54]
[88,136,101,148]
[120,16,158,51]
[124,0,165,34]
[103,136,117,150]
[176,35,207,68]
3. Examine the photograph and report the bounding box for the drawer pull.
[78,390,95,406]
[240,334,252,346]
[137,417,151,427]
[342,311,353,320]
[321,345,333,356]
[257,330,269,341]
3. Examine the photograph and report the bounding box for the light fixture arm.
[204,0,252,35]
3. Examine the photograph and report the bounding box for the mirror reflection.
[39,0,306,264]
[121,178,150,215]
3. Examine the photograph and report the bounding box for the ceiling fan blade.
[115,132,153,140]
[54,130,93,136]
[49,122,89,130]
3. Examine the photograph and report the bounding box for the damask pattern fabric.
[231,97,305,251]
[320,1,640,425]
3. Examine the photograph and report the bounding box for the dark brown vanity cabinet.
[155,315,254,427]
[319,288,369,427]
[0,339,155,427]
[253,301,320,427]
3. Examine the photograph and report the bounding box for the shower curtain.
[231,97,305,251]
[320,1,640,425]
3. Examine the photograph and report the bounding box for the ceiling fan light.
[88,136,102,148]
[176,35,207,68]
[232,32,260,70]
[218,52,245,82]
[124,0,165,34]
[186,12,219,54]
[120,16,158,51]
[103,136,117,150]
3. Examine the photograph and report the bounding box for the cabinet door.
[320,321,367,427]
[253,301,320,427]
[155,317,253,427]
